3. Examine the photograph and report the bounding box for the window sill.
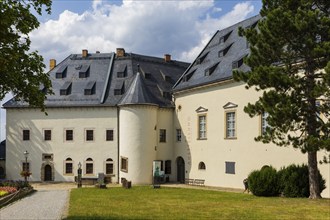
[224,137,237,140]
[64,173,74,176]
[197,138,207,140]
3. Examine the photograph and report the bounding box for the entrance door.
[177,157,185,183]
[44,165,52,181]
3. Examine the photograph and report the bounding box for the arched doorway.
[176,157,185,183]
[44,165,52,181]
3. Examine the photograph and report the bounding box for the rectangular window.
[66,130,73,141]
[106,163,114,174]
[165,160,171,174]
[86,130,94,141]
[44,130,51,141]
[261,112,269,135]
[65,163,73,174]
[226,112,236,138]
[106,130,114,141]
[176,129,182,142]
[198,115,207,139]
[22,162,30,172]
[159,129,166,143]
[225,161,235,174]
[86,163,93,174]
[23,130,30,141]
[121,157,128,172]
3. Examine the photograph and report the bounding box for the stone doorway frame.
[40,162,55,181]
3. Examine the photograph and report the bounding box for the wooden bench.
[193,179,205,186]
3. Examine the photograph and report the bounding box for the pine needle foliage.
[233,0,330,198]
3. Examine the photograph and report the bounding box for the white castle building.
[3,15,329,197]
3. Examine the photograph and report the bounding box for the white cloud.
[30,1,256,69]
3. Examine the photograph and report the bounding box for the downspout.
[117,106,120,184]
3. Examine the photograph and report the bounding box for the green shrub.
[278,164,326,197]
[248,166,279,196]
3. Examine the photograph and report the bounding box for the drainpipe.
[117,106,120,184]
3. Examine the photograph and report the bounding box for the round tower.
[119,105,158,184]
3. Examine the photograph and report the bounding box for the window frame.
[22,129,30,141]
[198,162,206,170]
[159,129,166,143]
[105,158,114,175]
[197,114,207,140]
[225,161,236,174]
[106,129,114,141]
[85,158,94,175]
[121,157,128,173]
[260,112,270,135]
[225,111,237,139]
[44,129,52,141]
[176,129,182,142]
[65,129,74,142]
[64,158,73,175]
[85,129,94,142]
[22,162,30,172]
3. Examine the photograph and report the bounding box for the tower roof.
[118,72,159,106]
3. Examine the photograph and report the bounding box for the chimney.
[116,48,125,57]
[82,49,88,58]
[49,59,56,70]
[164,54,171,62]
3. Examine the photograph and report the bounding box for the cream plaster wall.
[119,105,158,184]
[6,107,118,182]
[174,81,330,198]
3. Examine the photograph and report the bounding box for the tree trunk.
[308,151,321,199]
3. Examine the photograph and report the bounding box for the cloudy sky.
[0,0,262,141]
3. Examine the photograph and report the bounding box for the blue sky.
[0,0,262,141]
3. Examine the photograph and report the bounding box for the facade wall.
[173,81,330,197]
[6,107,118,182]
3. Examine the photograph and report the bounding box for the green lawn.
[67,186,330,220]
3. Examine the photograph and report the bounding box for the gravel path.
[0,189,69,220]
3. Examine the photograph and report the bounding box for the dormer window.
[160,70,171,82]
[60,81,72,96]
[195,52,209,64]
[219,31,232,44]
[218,43,233,57]
[157,85,171,100]
[84,81,96,95]
[56,66,67,79]
[79,65,90,78]
[246,21,259,29]
[205,62,219,76]
[182,69,196,82]
[144,72,151,79]
[232,56,245,70]
[117,64,127,78]
[114,81,125,95]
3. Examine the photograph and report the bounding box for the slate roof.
[3,51,189,108]
[173,14,261,92]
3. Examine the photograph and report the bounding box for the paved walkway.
[0,188,70,220]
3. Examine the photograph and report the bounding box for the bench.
[193,179,205,186]
[185,178,194,185]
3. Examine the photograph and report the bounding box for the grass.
[67,186,330,220]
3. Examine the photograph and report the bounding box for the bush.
[248,166,279,196]
[278,164,326,197]
[0,180,31,190]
